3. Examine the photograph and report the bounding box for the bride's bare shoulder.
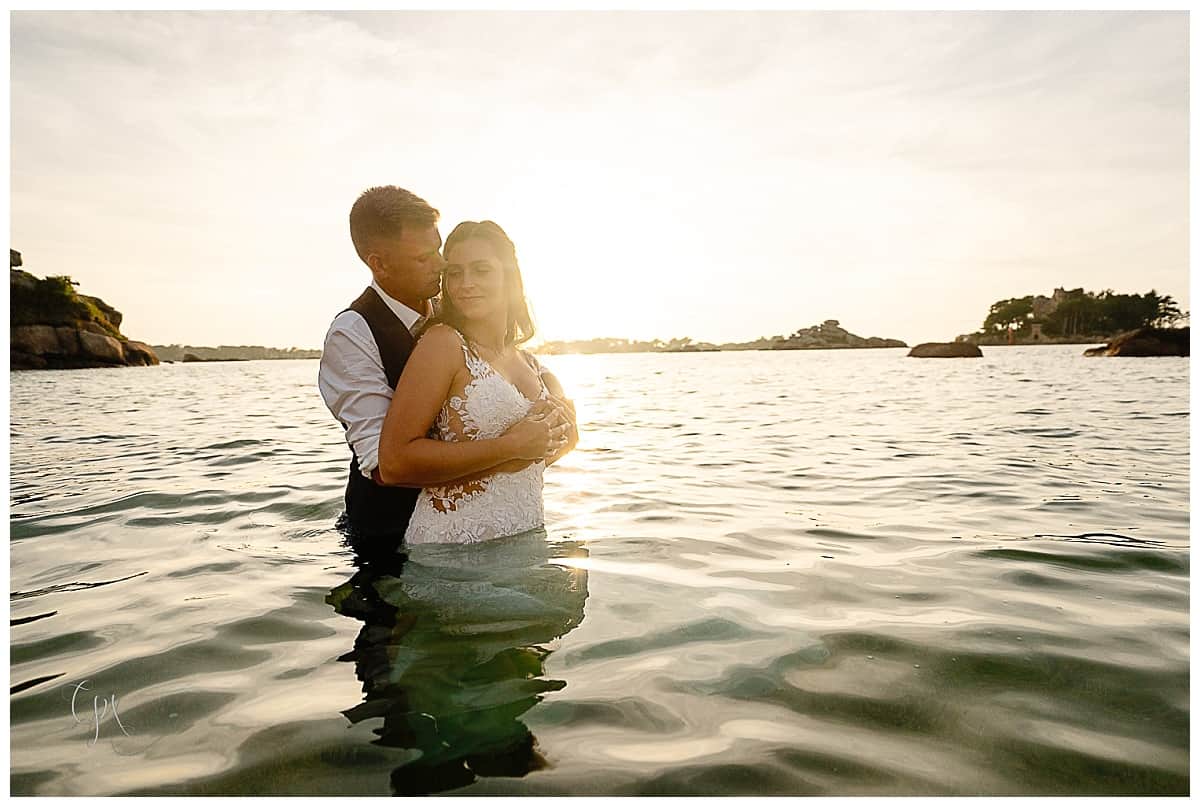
[410,323,468,368]
[416,323,465,349]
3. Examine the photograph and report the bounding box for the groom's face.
[369,224,444,308]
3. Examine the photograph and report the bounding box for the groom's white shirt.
[318,280,429,479]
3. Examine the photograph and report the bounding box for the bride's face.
[443,238,507,324]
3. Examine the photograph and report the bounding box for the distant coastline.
[16,272,1186,367]
[534,320,906,356]
[151,345,321,362]
[151,325,907,361]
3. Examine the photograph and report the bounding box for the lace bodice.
[436,340,547,441]
[403,330,548,545]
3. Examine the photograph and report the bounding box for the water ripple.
[8,349,1189,795]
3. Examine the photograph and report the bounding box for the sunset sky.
[10,10,1189,349]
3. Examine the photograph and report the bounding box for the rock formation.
[535,320,908,355]
[774,320,907,350]
[1082,327,1189,357]
[908,342,983,358]
[11,262,160,370]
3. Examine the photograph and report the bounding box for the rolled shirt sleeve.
[318,311,393,478]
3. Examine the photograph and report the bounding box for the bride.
[378,220,576,544]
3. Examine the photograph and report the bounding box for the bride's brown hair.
[430,220,536,347]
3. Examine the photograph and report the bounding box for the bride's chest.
[444,369,541,438]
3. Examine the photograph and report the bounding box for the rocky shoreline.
[1083,327,1190,357]
[921,327,1188,358]
[737,320,908,351]
[10,252,160,370]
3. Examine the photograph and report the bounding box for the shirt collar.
[370,280,429,333]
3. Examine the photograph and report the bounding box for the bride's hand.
[504,401,557,460]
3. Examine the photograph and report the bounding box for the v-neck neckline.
[464,340,544,404]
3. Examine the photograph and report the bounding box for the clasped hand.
[506,398,575,462]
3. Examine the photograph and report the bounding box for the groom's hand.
[543,394,577,463]
[535,369,577,464]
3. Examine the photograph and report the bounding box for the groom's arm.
[319,311,394,481]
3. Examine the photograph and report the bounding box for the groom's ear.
[364,251,383,275]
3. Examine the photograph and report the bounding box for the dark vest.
[341,287,421,548]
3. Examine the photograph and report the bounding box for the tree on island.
[977,288,1186,340]
[981,296,1036,334]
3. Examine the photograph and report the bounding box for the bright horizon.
[10,11,1189,350]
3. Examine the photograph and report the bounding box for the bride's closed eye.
[444,263,494,281]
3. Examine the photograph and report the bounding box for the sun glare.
[469,175,673,346]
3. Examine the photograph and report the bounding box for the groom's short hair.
[349,186,440,263]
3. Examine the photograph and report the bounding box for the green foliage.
[1042,289,1096,337]
[1147,292,1186,327]
[980,288,1185,338]
[44,275,77,295]
[982,296,1035,333]
[1042,289,1184,337]
[10,270,122,336]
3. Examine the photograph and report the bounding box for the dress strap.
[520,350,546,375]
[451,329,492,380]
[518,350,550,398]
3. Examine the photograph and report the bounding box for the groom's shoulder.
[326,308,369,337]
[322,309,374,360]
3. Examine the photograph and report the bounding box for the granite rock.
[12,325,62,356]
[78,331,126,364]
[908,342,983,358]
[10,262,159,370]
[1083,327,1189,357]
[55,326,81,354]
[123,340,160,366]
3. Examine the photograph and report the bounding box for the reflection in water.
[326,529,588,795]
[10,352,1187,795]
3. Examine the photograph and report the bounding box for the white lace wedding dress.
[403,333,547,545]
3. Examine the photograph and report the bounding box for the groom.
[318,185,571,561]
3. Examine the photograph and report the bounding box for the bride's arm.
[377,325,553,486]
[429,457,536,490]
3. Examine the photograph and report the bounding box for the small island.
[10,251,160,370]
[535,320,906,355]
[956,287,1186,346]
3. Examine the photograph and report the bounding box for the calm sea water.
[9,346,1189,795]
